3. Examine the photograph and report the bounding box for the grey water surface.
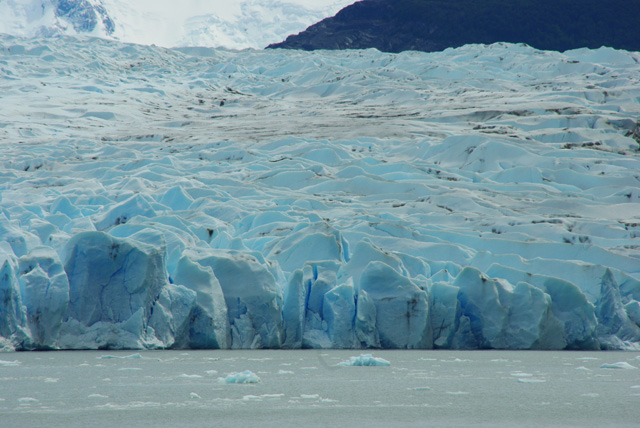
[1,350,638,427]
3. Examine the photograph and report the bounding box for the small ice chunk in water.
[179,374,203,379]
[242,395,261,401]
[510,372,534,377]
[99,353,143,359]
[88,394,108,399]
[517,378,547,383]
[278,370,294,375]
[218,370,261,384]
[189,392,201,399]
[18,397,39,404]
[337,354,390,367]
[262,394,284,398]
[600,362,637,369]
[0,360,21,366]
[300,394,321,399]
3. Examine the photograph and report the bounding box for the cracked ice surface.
[1,35,640,350]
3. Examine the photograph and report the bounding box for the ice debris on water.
[88,394,109,399]
[218,370,261,384]
[511,372,534,377]
[99,353,143,360]
[178,374,203,379]
[599,362,637,369]
[517,378,547,384]
[337,354,391,367]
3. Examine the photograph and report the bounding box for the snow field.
[1,36,640,350]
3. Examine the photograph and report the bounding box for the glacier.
[1,35,640,351]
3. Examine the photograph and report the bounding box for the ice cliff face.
[1,35,640,351]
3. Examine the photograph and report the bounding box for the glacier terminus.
[1,35,640,351]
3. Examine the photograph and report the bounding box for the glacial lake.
[1,350,638,427]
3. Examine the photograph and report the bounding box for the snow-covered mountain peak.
[0,0,114,38]
[0,0,357,48]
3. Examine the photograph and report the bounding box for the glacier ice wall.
[1,35,640,350]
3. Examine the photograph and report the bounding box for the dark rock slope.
[267,0,640,53]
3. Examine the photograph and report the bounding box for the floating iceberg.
[600,362,637,370]
[218,370,261,384]
[337,354,391,367]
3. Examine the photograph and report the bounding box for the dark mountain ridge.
[267,0,640,53]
